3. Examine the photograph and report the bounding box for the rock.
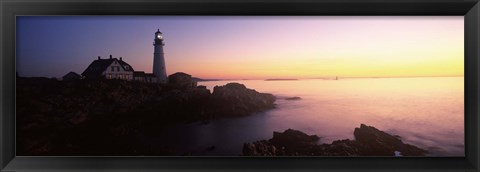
[322,139,360,156]
[244,129,320,156]
[243,124,427,156]
[168,72,197,90]
[243,140,278,156]
[211,83,276,117]
[354,124,427,156]
[269,129,320,153]
[285,96,301,100]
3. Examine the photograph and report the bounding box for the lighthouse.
[152,29,168,83]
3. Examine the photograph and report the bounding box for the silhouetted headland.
[243,124,428,156]
[16,74,275,155]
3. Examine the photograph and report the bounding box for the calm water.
[146,77,464,156]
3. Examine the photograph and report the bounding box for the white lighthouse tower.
[152,29,168,83]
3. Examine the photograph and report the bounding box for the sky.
[16,16,464,79]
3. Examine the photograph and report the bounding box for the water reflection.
[148,77,464,156]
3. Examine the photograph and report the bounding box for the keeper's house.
[81,55,157,83]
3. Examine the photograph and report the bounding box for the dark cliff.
[16,77,276,155]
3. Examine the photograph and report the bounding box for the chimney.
[98,56,100,60]
[110,55,112,59]
[119,57,122,61]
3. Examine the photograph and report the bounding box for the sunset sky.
[16,16,464,79]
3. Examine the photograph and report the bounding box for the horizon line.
[16,73,464,80]
[193,75,465,81]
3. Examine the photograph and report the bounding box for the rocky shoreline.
[243,124,428,156]
[17,77,428,156]
[16,77,275,155]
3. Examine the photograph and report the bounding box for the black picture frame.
[1,0,479,171]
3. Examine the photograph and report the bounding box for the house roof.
[82,58,134,77]
[62,71,81,79]
[118,60,134,72]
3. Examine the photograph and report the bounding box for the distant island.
[192,77,254,82]
[265,78,298,81]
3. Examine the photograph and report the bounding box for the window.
[115,74,118,78]
[117,66,120,72]
[125,66,129,70]
[119,74,123,79]
[125,75,129,80]
[107,74,112,79]
[111,66,114,72]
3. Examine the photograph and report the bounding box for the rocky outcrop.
[270,129,320,153]
[16,77,276,156]
[285,96,301,100]
[353,124,427,156]
[243,140,278,156]
[211,83,276,117]
[243,129,321,156]
[168,72,197,90]
[243,124,428,156]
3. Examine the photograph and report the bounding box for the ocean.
[147,77,464,156]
